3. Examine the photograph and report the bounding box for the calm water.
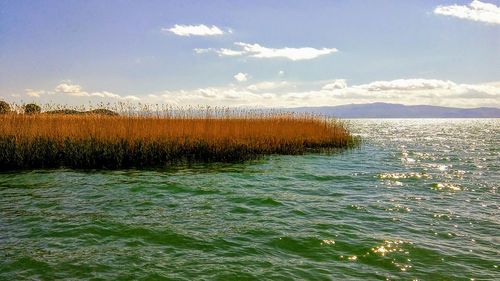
[1,119,498,280]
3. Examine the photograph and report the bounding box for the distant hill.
[287,103,500,118]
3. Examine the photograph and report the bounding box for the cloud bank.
[145,79,500,108]
[164,24,225,36]
[17,79,500,109]
[196,42,338,61]
[434,0,500,25]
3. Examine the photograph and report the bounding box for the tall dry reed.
[0,108,355,169]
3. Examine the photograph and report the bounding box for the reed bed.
[0,106,355,169]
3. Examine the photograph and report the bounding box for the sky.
[0,0,499,108]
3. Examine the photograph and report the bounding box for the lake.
[1,119,498,280]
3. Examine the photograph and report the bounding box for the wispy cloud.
[164,24,225,36]
[434,0,500,25]
[195,47,245,56]
[196,42,338,61]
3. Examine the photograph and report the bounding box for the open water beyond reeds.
[0,119,498,280]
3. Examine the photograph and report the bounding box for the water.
[1,119,498,280]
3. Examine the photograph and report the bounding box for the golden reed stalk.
[0,108,355,169]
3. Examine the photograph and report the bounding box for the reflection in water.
[372,240,410,256]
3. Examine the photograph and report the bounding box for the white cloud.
[218,48,246,56]
[278,70,285,76]
[123,95,141,101]
[434,0,500,25]
[55,83,83,94]
[247,81,292,91]
[164,24,225,36]
[89,91,121,99]
[194,48,212,54]
[157,87,264,107]
[195,48,246,56]
[51,82,141,102]
[196,42,338,61]
[322,79,347,90]
[25,89,45,98]
[198,88,219,98]
[356,79,456,91]
[235,42,338,60]
[234,72,249,82]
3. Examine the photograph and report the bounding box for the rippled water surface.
[1,119,499,280]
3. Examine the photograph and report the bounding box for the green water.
[1,119,498,280]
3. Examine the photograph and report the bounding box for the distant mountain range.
[287,103,500,118]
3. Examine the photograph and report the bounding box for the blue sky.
[0,0,499,108]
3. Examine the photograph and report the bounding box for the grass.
[0,106,356,169]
